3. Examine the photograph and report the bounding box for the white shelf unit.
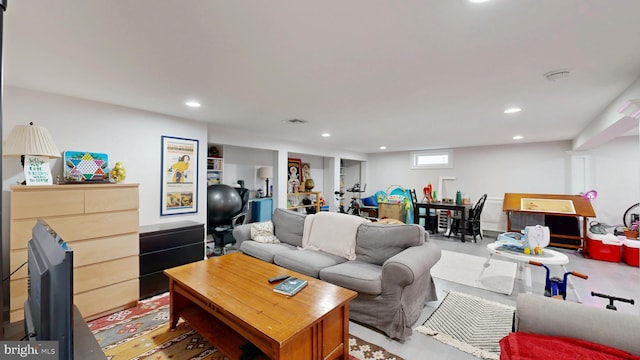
[207,145,223,185]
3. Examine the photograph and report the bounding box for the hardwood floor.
[350,234,640,360]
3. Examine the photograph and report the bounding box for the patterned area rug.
[415,291,515,360]
[88,293,403,360]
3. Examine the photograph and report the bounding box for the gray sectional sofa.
[232,208,442,340]
[511,293,640,355]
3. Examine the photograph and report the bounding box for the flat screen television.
[24,219,74,360]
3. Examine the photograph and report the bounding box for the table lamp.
[258,166,273,197]
[3,122,61,184]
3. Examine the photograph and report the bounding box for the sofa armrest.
[232,223,253,249]
[381,241,441,287]
[515,293,640,355]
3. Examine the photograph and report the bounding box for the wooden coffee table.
[164,253,357,360]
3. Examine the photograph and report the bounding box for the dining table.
[414,202,472,242]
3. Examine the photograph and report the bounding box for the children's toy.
[522,225,550,254]
[529,261,588,300]
[590,292,635,311]
[496,232,528,252]
[386,185,406,203]
[375,190,388,204]
[423,184,432,202]
[496,225,550,255]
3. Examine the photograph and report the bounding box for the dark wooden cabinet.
[1,284,3,339]
[139,221,204,299]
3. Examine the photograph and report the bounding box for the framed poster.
[161,136,198,216]
[287,158,302,193]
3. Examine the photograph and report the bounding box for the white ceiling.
[4,0,640,153]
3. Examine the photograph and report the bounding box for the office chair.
[207,184,249,255]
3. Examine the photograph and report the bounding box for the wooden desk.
[414,202,471,242]
[165,253,357,360]
[503,193,596,255]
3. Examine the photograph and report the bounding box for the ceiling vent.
[544,70,570,82]
[284,118,308,124]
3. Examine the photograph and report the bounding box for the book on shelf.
[273,277,308,296]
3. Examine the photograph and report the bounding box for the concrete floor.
[349,234,640,360]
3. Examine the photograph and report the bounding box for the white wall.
[342,159,362,192]
[589,135,640,226]
[366,141,571,204]
[222,144,276,195]
[1,87,369,237]
[220,147,327,204]
[365,138,639,230]
[206,125,368,211]
[4,87,636,237]
[2,87,209,231]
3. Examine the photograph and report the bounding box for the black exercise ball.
[207,184,243,224]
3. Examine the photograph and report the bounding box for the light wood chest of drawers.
[9,184,140,322]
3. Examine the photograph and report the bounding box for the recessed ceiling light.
[512,135,524,140]
[379,146,387,150]
[504,107,522,114]
[185,101,201,108]
[321,133,331,137]
[469,0,490,3]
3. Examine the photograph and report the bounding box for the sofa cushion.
[274,249,347,278]
[303,212,370,260]
[239,241,297,263]
[320,260,382,295]
[272,208,306,247]
[356,223,425,265]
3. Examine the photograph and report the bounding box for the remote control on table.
[268,275,291,283]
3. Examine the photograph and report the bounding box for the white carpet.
[431,250,517,295]
[416,291,515,360]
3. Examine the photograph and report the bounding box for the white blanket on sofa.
[302,212,370,260]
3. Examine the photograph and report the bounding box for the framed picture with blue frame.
[161,136,198,216]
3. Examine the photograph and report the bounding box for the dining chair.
[448,194,488,242]
[411,189,439,233]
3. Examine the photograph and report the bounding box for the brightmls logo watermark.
[1,341,58,359]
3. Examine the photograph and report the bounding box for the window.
[410,150,453,169]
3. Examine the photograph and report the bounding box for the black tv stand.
[73,305,107,359]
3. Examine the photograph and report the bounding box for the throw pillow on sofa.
[250,221,279,243]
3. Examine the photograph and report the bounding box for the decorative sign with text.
[24,156,53,185]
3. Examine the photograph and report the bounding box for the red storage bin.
[622,238,640,267]
[585,232,622,262]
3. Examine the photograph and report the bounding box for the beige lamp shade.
[3,122,61,158]
[258,166,273,179]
